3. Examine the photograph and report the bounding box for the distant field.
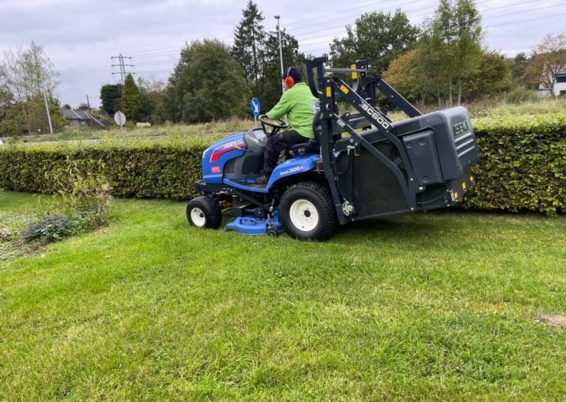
[3,97,565,145]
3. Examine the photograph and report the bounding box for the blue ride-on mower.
[186,56,479,241]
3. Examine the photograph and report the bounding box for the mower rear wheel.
[186,196,222,229]
[280,182,336,241]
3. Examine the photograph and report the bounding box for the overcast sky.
[1,0,564,108]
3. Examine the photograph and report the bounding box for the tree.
[121,74,143,122]
[384,49,510,104]
[100,84,122,115]
[464,51,511,98]
[137,78,167,124]
[383,49,429,104]
[418,0,482,105]
[165,40,249,123]
[510,53,530,86]
[330,10,419,74]
[232,1,266,97]
[0,85,13,123]
[453,0,483,104]
[0,41,60,134]
[261,29,303,110]
[524,34,566,97]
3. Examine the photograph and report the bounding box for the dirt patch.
[537,313,566,329]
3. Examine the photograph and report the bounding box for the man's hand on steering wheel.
[259,114,287,136]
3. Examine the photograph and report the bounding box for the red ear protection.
[284,67,295,89]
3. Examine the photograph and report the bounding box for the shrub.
[506,86,538,104]
[50,158,112,226]
[22,214,79,244]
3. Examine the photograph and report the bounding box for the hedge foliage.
[463,113,565,215]
[0,114,564,214]
[0,139,206,201]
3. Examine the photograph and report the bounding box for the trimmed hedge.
[0,114,564,214]
[464,113,565,215]
[0,141,206,201]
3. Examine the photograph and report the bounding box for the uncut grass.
[13,98,566,146]
[0,191,565,400]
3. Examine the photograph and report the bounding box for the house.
[60,107,106,128]
[538,68,566,97]
[553,71,566,97]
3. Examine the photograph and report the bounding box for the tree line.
[1,0,565,135]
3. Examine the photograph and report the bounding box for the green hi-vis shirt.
[266,82,319,139]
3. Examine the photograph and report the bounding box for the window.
[556,76,566,83]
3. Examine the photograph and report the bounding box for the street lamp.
[274,15,285,94]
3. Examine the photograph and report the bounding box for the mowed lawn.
[0,191,565,401]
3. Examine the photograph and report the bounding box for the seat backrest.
[312,111,323,141]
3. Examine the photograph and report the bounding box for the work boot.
[256,174,269,184]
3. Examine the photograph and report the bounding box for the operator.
[256,67,318,184]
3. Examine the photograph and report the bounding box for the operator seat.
[286,111,322,157]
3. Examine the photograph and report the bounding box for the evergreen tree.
[261,30,303,109]
[121,74,142,122]
[232,0,266,97]
[99,83,122,116]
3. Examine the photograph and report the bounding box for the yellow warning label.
[351,64,358,79]
[453,192,459,199]
[339,85,349,94]
[470,176,474,182]
[462,182,467,190]
[325,87,332,97]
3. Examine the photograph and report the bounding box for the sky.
[1,0,564,108]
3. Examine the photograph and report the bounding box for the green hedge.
[463,113,565,215]
[0,114,564,214]
[0,141,206,200]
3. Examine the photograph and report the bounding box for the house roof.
[60,108,106,127]
[61,108,91,121]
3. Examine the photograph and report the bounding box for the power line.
[123,0,543,60]
[127,2,564,78]
[294,0,553,42]
[299,8,566,54]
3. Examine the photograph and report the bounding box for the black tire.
[279,182,337,241]
[186,196,222,229]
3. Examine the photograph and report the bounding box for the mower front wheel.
[186,196,222,229]
[279,182,337,241]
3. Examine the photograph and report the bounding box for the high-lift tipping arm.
[305,55,421,221]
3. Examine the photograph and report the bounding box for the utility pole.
[43,92,53,134]
[86,95,93,128]
[111,53,135,84]
[274,15,285,94]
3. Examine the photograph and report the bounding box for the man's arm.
[266,91,291,120]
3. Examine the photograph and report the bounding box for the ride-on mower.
[187,56,479,240]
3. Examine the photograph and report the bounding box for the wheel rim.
[190,207,206,227]
[289,199,319,232]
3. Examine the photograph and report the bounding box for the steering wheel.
[259,114,287,136]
